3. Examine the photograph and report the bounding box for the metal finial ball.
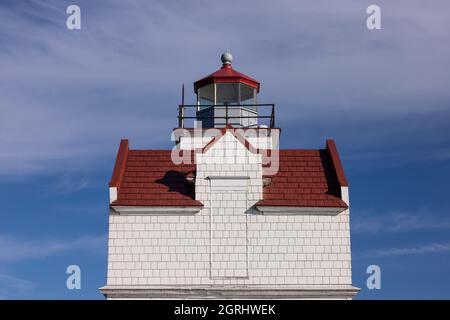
[221,52,233,65]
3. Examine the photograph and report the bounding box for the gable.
[197,131,262,166]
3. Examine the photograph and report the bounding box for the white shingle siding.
[179,136,213,150]
[106,208,351,287]
[178,129,279,151]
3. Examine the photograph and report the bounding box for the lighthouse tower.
[101,53,359,299]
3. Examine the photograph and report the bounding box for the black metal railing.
[178,104,275,128]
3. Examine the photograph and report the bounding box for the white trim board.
[109,187,118,204]
[255,206,346,215]
[99,285,360,300]
[111,206,202,215]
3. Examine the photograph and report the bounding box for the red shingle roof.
[111,147,202,207]
[109,139,348,208]
[194,64,260,93]
[256,148,348,208]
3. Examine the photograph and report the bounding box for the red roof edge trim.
[200,135,221,154]
[109,139,129,188]
[199,126,265,155]
[326,139,349,187]
[193,65,261,93]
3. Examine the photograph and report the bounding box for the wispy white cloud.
[366,241,450,258]
[0,273,36,300]
[1,0,450,176]
[0,233,107,262]
[54,173,89,193]
[0,231,107,299]
[346,147,450,164]
[352,210,450,235]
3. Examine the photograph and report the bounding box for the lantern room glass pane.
[240,83,256,109]
[216,83,239,105]
[197,84,214,108]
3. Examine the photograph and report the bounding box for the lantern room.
[192,52,262,128]
[194,52,260,107]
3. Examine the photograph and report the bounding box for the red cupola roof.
[193,52,260,93]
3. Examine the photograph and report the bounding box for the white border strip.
[255,206,345,215]
[99,285,360,300]
[109,187,118,204]
[111,206,202,215]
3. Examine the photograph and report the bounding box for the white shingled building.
[100,53,359,299]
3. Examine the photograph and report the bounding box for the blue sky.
[0,0,449,299]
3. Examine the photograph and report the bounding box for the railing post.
[271,104,275,128]
[225,103,228,126]
[182,105,185,128]
[178,105,183,128]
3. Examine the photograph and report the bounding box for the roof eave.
[194,77,260,93]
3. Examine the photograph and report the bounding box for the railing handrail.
[179,103,275,108]
[178,103,275,128]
